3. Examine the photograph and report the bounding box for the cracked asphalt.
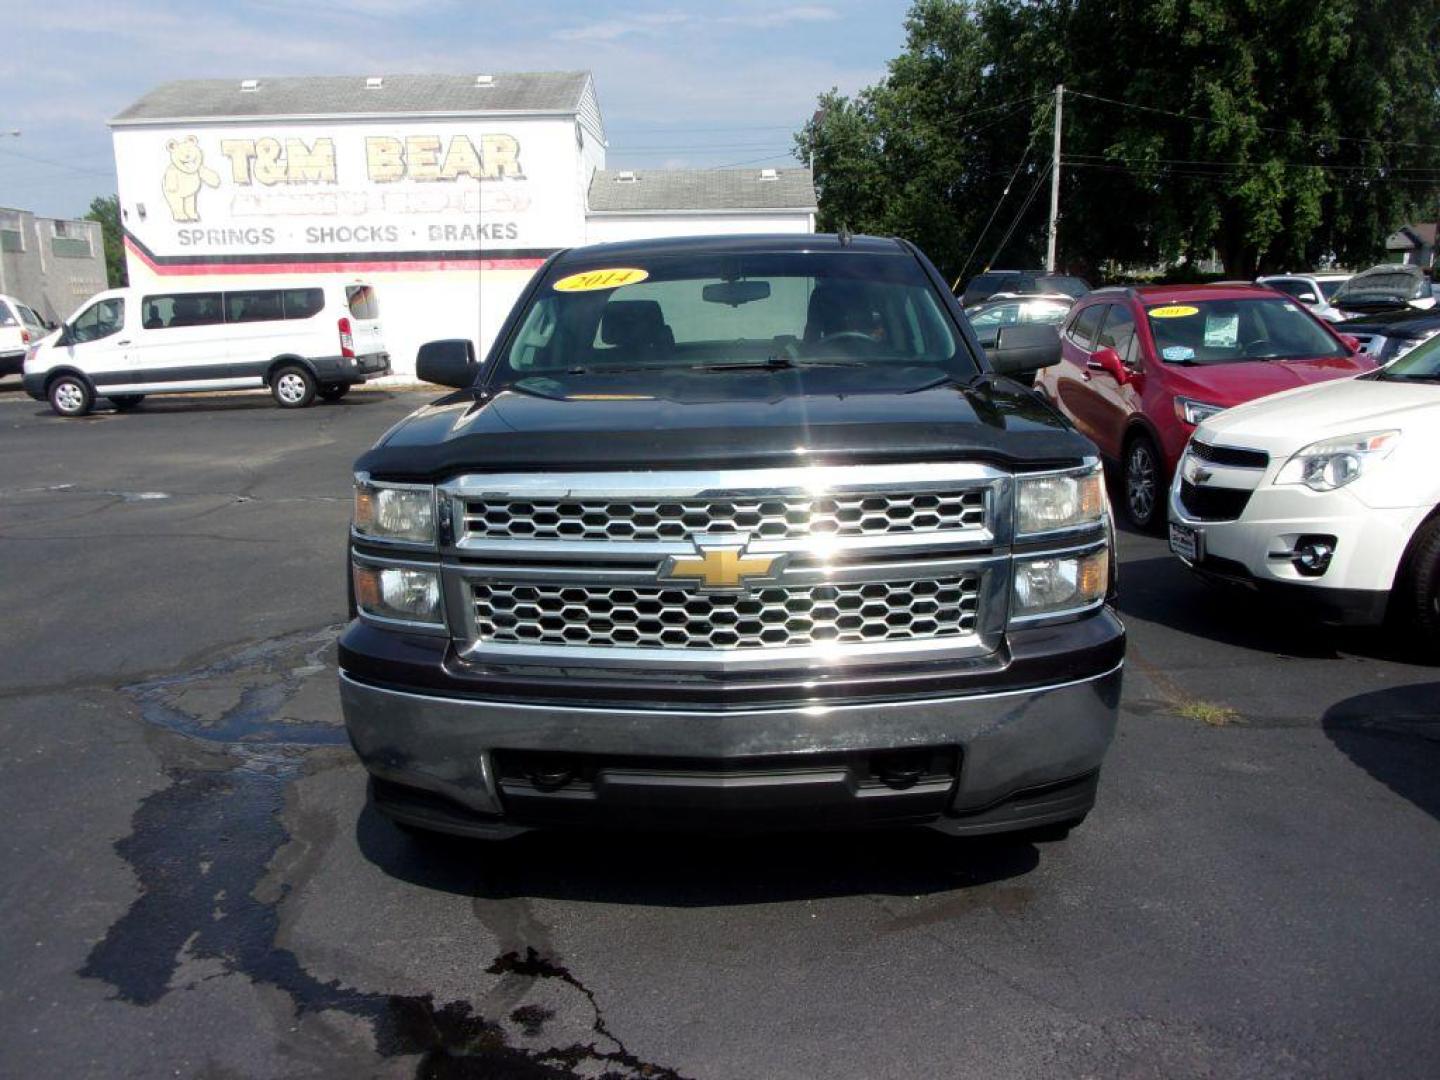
[1,380,1438,1078]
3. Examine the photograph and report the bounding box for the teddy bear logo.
[162,135,220,223]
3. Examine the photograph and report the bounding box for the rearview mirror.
[985,323,1061,377]
[416,338,479,388]
[702,280,771,306]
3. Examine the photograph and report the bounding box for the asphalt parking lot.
[1,379,1438,1079]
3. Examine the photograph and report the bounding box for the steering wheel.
[1241,338,1280,357]
[817,330,881,355]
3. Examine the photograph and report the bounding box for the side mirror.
[416,338,478,388]
[1337,333,1362,354]
[1296,292,1319,304]
[985,323,1061,377]
[1086,345,1129,384]
[55,323,72,346]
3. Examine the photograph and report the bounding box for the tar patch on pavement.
[80,625,688,1078]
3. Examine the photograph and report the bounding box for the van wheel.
[272,365,316,408]
[109,394,144,410]
[48,375,94,418]
[1403,517,1440,653]
[319,383,351,402]
[1123,433,1164,532]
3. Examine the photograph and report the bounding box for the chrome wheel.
[1126,441,1157,526]
[54,382,84,413]
[276,372,307,404]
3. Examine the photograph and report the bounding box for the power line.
[954,107,1050,287]
[1063,158,1440,186]
[1063,151,1440,174]
[1066,88,1440,153]
[987,159,1054,269]
[0,144,114,179]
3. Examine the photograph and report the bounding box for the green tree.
[797,0,1440,280]
[84,195,127,288]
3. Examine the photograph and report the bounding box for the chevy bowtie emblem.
[660,538,789,593]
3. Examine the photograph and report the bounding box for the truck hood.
[358,366,1093,480]
[1164,353,1372,407]
[1195,373,1440,455]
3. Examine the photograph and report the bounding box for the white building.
[109,72,817,376]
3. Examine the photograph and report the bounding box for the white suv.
[1256,273,1351,322]
[1167,336,1440,645]
[0,293,48,376]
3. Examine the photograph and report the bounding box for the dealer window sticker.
[1204,314,1239,348]
[553,267,650,292]
[1148,304,1199,318]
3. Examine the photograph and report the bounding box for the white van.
[21,281,389,416]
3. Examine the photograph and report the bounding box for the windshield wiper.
[696,356,868,372]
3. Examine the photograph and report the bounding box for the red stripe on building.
[123,236,545,276]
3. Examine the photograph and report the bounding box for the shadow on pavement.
[356,801,1042,905]
[1323,682,1440,822]
[6,389,407,419]
[1115,553,1420,663]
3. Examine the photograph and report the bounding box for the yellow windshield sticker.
[553,267,650,292]
[1148,304,1200,318]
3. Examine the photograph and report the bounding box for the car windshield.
[969,299,1070,328]
[499,251,975,381]
[1035,275,1089,298]
[1145,298,1348,364]
[1381,334,1440,380]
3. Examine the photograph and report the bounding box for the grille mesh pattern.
[462,490,986,542]
[473,577,980,650]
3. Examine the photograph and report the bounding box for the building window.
[51,220,92,259]
[0,210,23,253]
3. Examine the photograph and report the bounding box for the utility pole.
[1046,84,1062,273]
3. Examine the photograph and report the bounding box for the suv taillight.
[20,329,30,344]
[338,317,355,358]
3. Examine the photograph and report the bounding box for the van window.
[282,288,324,320]
[224,290,285,323]
[345,285,379,320]
[72,298,125,343]
[142,293,223,330]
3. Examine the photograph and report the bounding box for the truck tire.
[272,364,316,408]
[319,383,351,402]
[1403,516,1440,652]
[48,374,94,418]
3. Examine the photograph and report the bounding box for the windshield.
[499,252,973,381]
[1145,298,1348,364]
[1382,333,1440,380]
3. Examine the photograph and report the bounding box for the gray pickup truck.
[339,234,1124,842]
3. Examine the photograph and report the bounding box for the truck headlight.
[1274,430,1398,492]
[352,563,444,625]
[1016,467,1106,536]
[1011,548,1109,619]
[353,475,436,545]
[1175,397,1225,426]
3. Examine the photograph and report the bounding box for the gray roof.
[587,168,817,214]
[112,72,593,124]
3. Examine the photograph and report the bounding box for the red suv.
[1034,284,1373,529]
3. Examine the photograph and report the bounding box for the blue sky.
[0,0,910,219]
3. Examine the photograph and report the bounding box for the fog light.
[1293,535,1336,578]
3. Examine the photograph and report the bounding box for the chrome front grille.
[473,577,980,650]
[461,489,987,543]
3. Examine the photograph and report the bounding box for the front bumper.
[1168,479,1412,624]
[339,617,1123,837]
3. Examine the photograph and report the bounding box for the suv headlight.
[1012,547,1109,620]
[353,475,436,545]
[1016,466,1106,536]
[1274,430,1399,492]
[352,562,444,626]
[1175,397,1225,426]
